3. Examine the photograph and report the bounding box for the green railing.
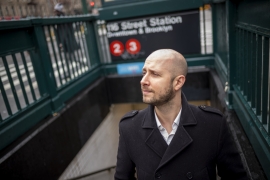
[0,51,41,120]
[232,22,270,176]
[0,15,101,151]
[44,21,91,89]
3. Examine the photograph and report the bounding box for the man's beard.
[142,84,175,106]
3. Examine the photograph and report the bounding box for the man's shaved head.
[146,49,187,78]
[141,49,187,106]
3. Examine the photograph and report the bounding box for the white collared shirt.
[154,109,182,145]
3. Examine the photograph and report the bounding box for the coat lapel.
[141,105,168,158]
[158,92,197,169]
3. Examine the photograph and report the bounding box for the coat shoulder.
[120,110,139,123]
[197,105,223,117]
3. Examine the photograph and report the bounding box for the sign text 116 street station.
[106,11,200,62]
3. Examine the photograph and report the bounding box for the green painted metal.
[0,16,102,150]
[211,3,217,54]
[101,56,215,76]
[85,22,101,66]
[41,15,97,25]
[243,30,247,97]
[99,0,204,21]
[0,19,32,30]
[234,24,269,134]
[32,19,64,112]
[212,2,227,87]
[235,28,240,88]
[55,24,74,83]
[251,33,256,108]
[246,32,252,102]
[75,22,86,68]
[231,0,270,177]
[239,29,243,91]
[66,25,79,75]
[0,28,34,56]
[213,2,228,68]
[210,1,270,177]
[261,37,269,125]
[235,23,270,38]
[76,22,89,65]
[101,0,147,7]
[256,35,262,116]
[233,87,270,180]
[21,52,37,101]
[12,54,29,106]
[81,0,89,14]
[2,56,21,111]
[237,0,270,30]
[58,65,102,103]
[47,26,63,86]
[28,49,46,97]
[0,74,12,117]
[0,97,52,151]
[214,54,227,86]
[226,0,237,107]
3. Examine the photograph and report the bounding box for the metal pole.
[81,0,88,14]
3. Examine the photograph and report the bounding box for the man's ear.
[174,75,185,91]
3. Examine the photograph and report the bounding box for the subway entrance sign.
[106,10,200,62]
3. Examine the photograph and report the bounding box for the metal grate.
[0,51,40,120]
[44,22,91,88]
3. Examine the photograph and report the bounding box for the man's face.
[141,58,175,106]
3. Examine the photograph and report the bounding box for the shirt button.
[155,172,162,179]
[186,172,193,179]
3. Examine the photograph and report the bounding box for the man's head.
[141,49,187,106]
[54,3,64,16]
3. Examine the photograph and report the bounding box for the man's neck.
[154,96,182,133]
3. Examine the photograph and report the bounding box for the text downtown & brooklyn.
[107,25,174,38]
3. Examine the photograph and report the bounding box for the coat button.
[186,172,193,179]
[155,172,162,179]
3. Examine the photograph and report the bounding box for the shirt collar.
[155,108,182,129]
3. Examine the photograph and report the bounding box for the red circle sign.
[126,39,141,54]
[110,40,124,56]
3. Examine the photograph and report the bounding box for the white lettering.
[144,25,173,34]
[107,30,138,38]
[149,16,182,26]
[121,20,147,30]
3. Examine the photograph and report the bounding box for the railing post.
[81,0,88,14]
[85,21,101,67]
[31,18,64,113]
[211,3,217,54]
[226,0,237,108]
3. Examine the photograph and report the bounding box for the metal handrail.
[65,165,116,180]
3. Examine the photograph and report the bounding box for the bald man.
[115,49,247,180]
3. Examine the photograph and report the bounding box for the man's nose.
[140,74,149,85]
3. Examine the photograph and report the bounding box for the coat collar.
[141,92,197,168]
[141,92,197,128]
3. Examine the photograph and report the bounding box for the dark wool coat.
[115,93,248,180]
